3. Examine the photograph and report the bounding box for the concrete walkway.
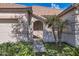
[33,38,46,52]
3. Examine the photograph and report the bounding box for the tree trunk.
[58,28,63,55]
[52,27,58,46]
[58,28,62,47]
[27,24,30,40]
[26,13,30,41]
[27,12,32,42]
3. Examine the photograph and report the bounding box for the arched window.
[33,21,43,30]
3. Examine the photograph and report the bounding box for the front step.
[33,38,46,52]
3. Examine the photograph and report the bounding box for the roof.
[32,14,46,20]
[58,4,77,17]
[32,6,62,16]
[0,3,31,9]
[0,3,62,16]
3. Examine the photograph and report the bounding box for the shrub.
[0,41,34,56]
[0,41,79,56]
[15,41,34,56]
[44,42,79,56]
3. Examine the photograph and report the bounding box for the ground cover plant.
[0,41,79,56]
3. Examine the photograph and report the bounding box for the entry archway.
[33,21,43,39]
[33,21,43,31]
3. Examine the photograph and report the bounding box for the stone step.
[33,39,46,52]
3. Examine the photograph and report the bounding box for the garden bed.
[43,42,79,56]
[0,41,79,56]
[0,41,34,56]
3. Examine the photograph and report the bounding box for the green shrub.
[15,41,34,56]
[44,43,79,56]
[44,43,59,56]
[0,41,34,56]
[0,41,79,56]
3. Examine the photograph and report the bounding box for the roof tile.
[32,6,62,15]
[0,3,31,8]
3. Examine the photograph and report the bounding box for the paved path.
[33,38,46,52]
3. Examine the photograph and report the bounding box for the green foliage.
[0,41,34,56]
[45,15,69,47]
[44,43,59,56]
[45,15,60,28]
[16,41,34,56]
[0,42,79,56]
[44,43,79,56]
[26,10,32,15]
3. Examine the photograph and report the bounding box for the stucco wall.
[0,12,29,43]
[43,24,55,42]
[60,10,76,46]
[0,19,17,43]
[75,15,79,46]
[0,13,27,19]
[32,16,55,42]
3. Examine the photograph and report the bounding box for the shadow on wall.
[62,21,76,46]
[43,29,55,42]
[11,20,29,42]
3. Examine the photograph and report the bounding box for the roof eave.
[58,4,76,17]
[0,6,32,9]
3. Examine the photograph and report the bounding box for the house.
[0,3,32,43]
[0,3,78,47]
[31,6,62,42]
[0,3,62,43]
[58,4,79,47]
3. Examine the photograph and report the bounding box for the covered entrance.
[33,21,43,39]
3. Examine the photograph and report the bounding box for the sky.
[18,3,72,10]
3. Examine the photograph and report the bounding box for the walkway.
[33,38,46,52]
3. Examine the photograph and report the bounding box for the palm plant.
[26,10,33,41]
[45,15,68,46]
[45,15,59,45]
[27,10,32,25]
[57,20,68,46]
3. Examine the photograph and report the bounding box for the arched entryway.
[33,21,43,31]
[33,21,43,39]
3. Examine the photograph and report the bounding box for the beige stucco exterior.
[0,3,79,47]
[31,15,55,42]
[0,7,55,43]
[0,9,29,43]
[0,19,17,43]
[60,8,79,47]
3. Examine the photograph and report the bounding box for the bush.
[44,42,79,56]
[15,41,34,56]
[62,43,79,56]
[0,41,79,56]
[0,41,34,56]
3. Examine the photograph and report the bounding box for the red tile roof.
[0,3,62,16]
[32,6,62,16]
[0,3,31,8]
